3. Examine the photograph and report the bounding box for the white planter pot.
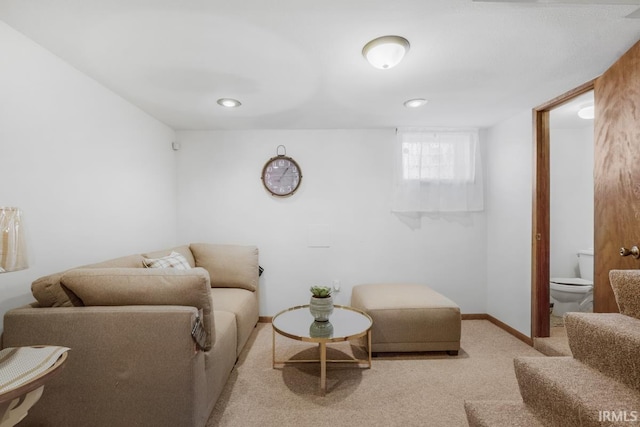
[309,296,333,322]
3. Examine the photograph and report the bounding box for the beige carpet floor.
[550,314,564,327]
[533,326,572,357]
[207,320,543,427]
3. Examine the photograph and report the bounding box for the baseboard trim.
[484,314,533,346]
[461,313,487,320]
[260,313,532,346]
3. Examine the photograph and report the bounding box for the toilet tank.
[578,249,594,281]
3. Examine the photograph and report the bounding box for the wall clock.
[261,145,302,197]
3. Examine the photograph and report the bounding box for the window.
[401,131,476,183]
[392,128,483,213]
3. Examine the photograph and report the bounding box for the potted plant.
[309,285,333,322]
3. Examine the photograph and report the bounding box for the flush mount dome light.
[578,104,594,120]
[362,35,410,69]
[403,98,428,108]
[217,98,242,108]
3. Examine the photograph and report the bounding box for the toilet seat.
[550,278,593,286]
[550,278,593,296]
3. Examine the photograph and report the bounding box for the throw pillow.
[143,251,191,270]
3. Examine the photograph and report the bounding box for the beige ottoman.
[351,283,461,355]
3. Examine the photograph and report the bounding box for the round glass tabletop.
[272,304,372,343]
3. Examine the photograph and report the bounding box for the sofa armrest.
[60,267,214,349]
[2,305,207,426]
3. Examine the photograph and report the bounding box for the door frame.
[531,79,596,338]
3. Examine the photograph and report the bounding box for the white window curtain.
[392,128,484,213]
[0,207,28,273]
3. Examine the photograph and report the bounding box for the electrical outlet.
[332,279,341,292]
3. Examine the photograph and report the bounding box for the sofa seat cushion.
[60,267,214,350]
[31,254,145,308]
[190,244,258,291]
[210,288,258,356]
[204,310,237,407]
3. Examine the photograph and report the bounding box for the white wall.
[0,21,178,328]
[550,126,594,277]
[176,130,487,316]
[0,18,538,336]
[485,110,533,336]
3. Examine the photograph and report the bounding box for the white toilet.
[550,249,594,316]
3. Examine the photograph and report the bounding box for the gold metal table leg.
[367,329,372,367]
[319,342,327,395]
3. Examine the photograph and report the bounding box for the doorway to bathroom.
[531,80,595,338]
[548,91,595,330]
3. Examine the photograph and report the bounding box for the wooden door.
[594,40,640,313]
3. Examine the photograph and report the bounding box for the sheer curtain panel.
[0,207,28,272]
[392,128,484,213]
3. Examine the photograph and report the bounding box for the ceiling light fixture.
[217,98,242,108]
[578,104,594,120]
[362,35,410,69]
[403,98,428,108]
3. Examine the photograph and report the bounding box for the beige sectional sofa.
[1,243,259,427]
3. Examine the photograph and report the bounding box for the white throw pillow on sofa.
[143,251,191,270]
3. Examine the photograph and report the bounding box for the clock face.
[261,156,302,196]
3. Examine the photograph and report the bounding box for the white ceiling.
[0,0,638,130]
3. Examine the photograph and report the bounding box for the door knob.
[620,246,640,259]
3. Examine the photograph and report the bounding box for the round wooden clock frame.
[261,146,302,197]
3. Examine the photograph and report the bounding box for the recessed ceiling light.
[578,104,594,120]
[362,36,410,69]
[217,98,242,108]
[404,98,428,108]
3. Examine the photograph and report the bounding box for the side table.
[0,346,69,427]
[272,304,372,394]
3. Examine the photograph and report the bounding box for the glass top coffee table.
[272,304,372,394]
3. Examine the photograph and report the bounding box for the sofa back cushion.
[189,243,259,292]
[31,254,145,307]
[60,267,214,350]
[86,254,146,269]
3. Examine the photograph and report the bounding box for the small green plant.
[310,285,332,298]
